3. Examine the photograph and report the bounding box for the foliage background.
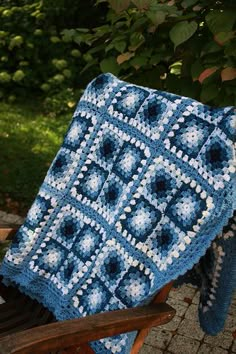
[0,0,236,214]
[1,0,236,111]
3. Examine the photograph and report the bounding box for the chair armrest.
[0,303,175,354]
[0,224,21,242]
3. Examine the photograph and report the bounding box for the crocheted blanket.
[174,210,236,335]
[1,73,235,353]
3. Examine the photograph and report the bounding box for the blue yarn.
[184,211,236,335]
[174,211,236,335]
[0,73,235,353]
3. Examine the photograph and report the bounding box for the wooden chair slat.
[0,282,19,300]
[0,225,20,241]
[0,291,55,330]
[0,309,54,338]
[0,296,54,336]
[0,303,25,322]
[0,311,33,334]
[0,294,31,315]
[0,303,175,354]
[0,296,42,332]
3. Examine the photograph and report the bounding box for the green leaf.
[93,25,111,35]
[180,80,200,99]
[76,28,90,33]
[129,32,145,51]
[181,0,198,8]
[87,44,105,55]
[100,57,120,75]
[201,41,222,56]
[141,48,153,57]
[200,83,219,103]
[191,60,204,80]
[80,59,98,74]
[74,33,94,45]
[149,2,180,15]
[105,43,114,53]
[96,0,107,4]
[169,21,198,49]
[108,0,130,13]
[146,11,166,26]
[61,29,76,43]
[214,32,235,46]
[131,55,148,68]
[131,17,148,32]
[225,42,236,57]
[114,40,126,53]
[149,54,162,65]
[131,0,152,9]
[225,85,236,95]
[170,61,182,75]
[206,11,236,35]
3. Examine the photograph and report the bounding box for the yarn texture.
[0,73,235,353]
[175,211,236,335]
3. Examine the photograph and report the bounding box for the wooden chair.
[0,224,175,354]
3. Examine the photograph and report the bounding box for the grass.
[0,101,72,216]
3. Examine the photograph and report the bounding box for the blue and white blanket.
[1,73,235,353]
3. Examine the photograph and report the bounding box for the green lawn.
[0,102,72,216]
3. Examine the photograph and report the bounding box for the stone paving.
[142,285,236,354]
[0,211,235,354]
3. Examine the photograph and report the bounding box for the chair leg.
[131,281,174,354]
[130,328,150,354]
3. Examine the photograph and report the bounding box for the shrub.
[0,0,235,112]
[77,0,236,106]
[0,1,106,114]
